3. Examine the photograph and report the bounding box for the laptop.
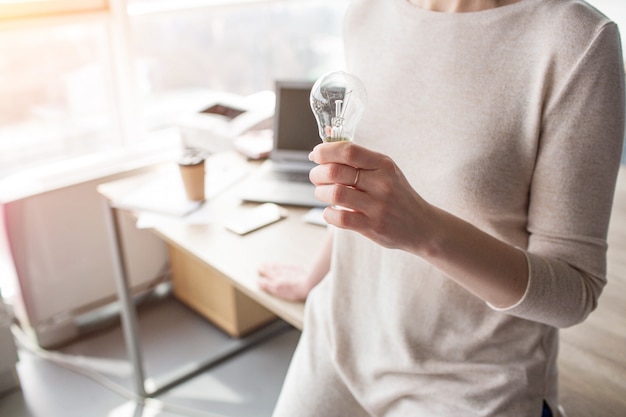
[236,80,326,207]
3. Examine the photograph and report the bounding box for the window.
[0,19,120,175]
[0,0,106,20]
[128,0,348,131]
[0,0,349,178]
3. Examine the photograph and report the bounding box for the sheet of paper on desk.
[136,203,218,229]
[113,172,202,217]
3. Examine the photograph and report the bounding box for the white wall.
[588,1,626,44]
[2,164,170,348]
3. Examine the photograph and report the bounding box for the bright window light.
[0,0,107,20]
[0,0,349,179]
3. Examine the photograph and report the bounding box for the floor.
[0,291,300,417]
[1,269,625,417]
[2,280,625,417]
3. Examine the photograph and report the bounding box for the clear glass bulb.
[310,71,367,143]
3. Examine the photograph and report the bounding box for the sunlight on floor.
[166,374,245,404]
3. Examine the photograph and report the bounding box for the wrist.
[409,203,447,260]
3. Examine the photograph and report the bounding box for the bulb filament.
[329,89,353,140]
[331,99,344,139]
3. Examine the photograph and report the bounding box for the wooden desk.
[151,192,324,333]
[97,152,327,397]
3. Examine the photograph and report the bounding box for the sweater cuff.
[486,247,532,312]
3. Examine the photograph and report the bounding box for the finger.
[257,275,274,291]
[257,274,269,284]
[322,205,370,231]
[314,183,371,212]
[257,262,276,277]
[309,142,386,171]
[310,163,364,188]
[259,262,305,279]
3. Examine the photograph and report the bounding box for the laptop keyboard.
[265,169,311,183]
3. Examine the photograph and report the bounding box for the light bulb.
[310,71,367,143]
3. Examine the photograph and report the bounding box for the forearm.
[304,229,333,290]
[417,205,529,308]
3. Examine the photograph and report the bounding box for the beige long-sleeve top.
[304,0,625,415]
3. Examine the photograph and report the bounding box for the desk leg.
[101,200,147,398]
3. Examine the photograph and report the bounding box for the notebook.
[236,80,326,207]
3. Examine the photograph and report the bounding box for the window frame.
[0,0,108,21]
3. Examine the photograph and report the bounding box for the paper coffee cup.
[178,151,206,201]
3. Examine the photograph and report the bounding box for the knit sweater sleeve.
[491,22,625,328]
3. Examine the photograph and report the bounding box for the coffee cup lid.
[178,148,206,166]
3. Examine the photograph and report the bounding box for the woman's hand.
[257,262,313,302]
[308,141,529,308]
[258,230,333,302]
[308,142,436,254]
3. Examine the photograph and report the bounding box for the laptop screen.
[272,80,320,162]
